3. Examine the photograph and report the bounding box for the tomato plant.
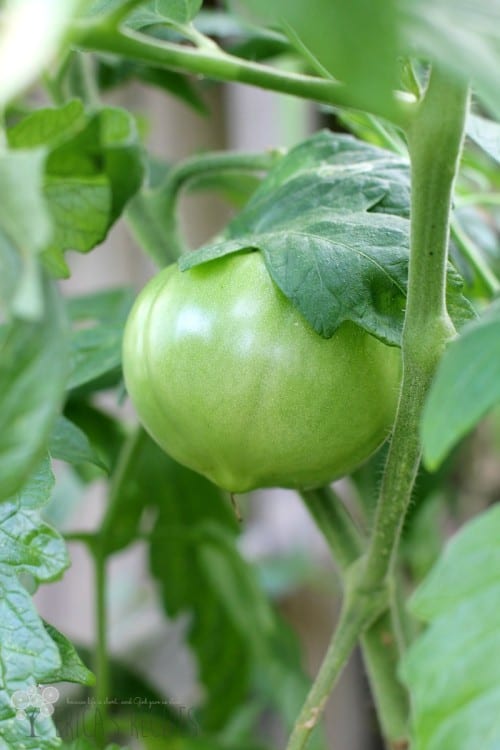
[1,2,500,750]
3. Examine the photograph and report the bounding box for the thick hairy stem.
[364,69,469,587]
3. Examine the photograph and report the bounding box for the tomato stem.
[72,21,416,128]
[301,488,409,744]
[364,68,470,586]
[288,68,469,750]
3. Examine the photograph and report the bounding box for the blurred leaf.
[68,325,123,390]
[67,286,135,323]
[181,132,473,346]
[100,428,160,555]
[8,99,86,149]
[66,287,135,391]
[64,400,125,477]
[236,0,400,117]
[0,463,71,748]
[0,0,77,109]
[43,622,95,686]
[8,103,144,276]
[0,280,68,502]
[49,415,108,471]
[0,148,51,319]
[127,0,203,28]
[422,301,500,469]
[401,0,500,120]
[104,429,248,728]
[467,113,500,164]
[401,505,500,750]
[148,458,250,729]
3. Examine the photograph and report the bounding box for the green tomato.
[123,251,401,493]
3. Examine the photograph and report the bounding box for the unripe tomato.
[123,251,401,493]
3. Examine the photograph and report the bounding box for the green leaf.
[180,132,473,346]
[0,148,51,319]
[400,505,500,750]
[422,301,500,470]
[0,280,68,502]
[107,431,248,728]
[127,0,203,28]
[0,465,70,748]
[236,0,400,117]
[8,100,86,149]
[43,623,95,686]
[49,415,108,471]
[66,288,135,391]
[8,104,144,274]
[467,113,500,164]
[402,0,500,120]
[64,400,125,478]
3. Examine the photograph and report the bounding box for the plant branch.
[72,21,415,127]
[301,487,409,744]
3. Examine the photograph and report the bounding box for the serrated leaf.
[44,175,111,255]
[0,464,71,748]
[400,505,500,750]
[180,132,473,345]
[467,113,500,164]
[422,301,500,469]
[8,104,144,272]
[49,415,108,471]
[0,279,68,502]
[43,623,95,686]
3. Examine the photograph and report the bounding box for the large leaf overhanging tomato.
[122,251,401,493]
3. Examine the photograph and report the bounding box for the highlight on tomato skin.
[122,250,402,493]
